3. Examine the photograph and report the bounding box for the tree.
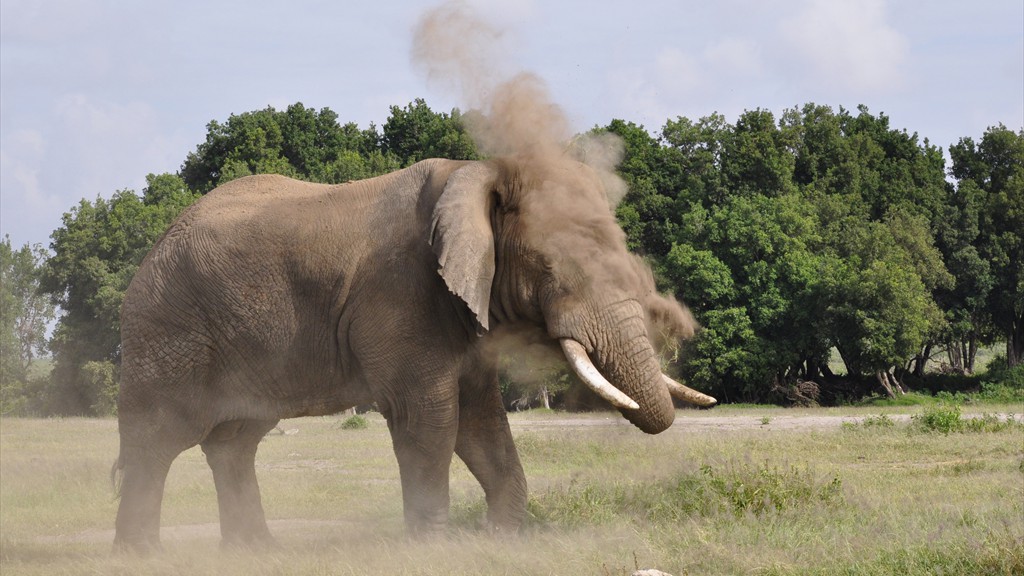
[38,174,198,415]
[1,237,55,414]
[180,103,392,193]
[949,125,1024,367]
[381,99,479,166]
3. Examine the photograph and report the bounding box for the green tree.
[180,103,391,193]
[949,125,1024,368]
[1,237,55,414]
[38,174,197,415]
[611,104,954,401]
[381,99,479,166]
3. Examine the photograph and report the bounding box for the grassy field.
[1,405,1021,575]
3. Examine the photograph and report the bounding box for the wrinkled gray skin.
[113,157,697,552]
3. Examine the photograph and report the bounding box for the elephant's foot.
[405,518,449,540]
[219,531,280,552]
[218,520,279,551]
[112,533,163,555]
[486,517,524,535]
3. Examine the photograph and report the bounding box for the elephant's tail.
[110,452,124,499]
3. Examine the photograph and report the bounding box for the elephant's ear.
[429,162,498,334]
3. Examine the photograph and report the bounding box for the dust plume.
[411,1,624,201]
[412,1,697,397]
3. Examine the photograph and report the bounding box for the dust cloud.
[411,1,626,204]
[412,1,697,390]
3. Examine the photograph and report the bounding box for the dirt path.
[509,410,1022,432]
[508,412,901,432]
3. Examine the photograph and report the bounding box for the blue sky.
[2,0,1022,250]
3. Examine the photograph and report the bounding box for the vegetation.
[0,238,54,415]
[339,414,369,430]
[1,99,1021,414]
[1,409,1020,574]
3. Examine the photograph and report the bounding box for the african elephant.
[111,155,716,551]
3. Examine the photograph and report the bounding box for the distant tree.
[381,99,479,165]
[608,104,954,401]
[949,125,1024,367]
[38,174,197,415]
[180,103,391,193]
[1,237,55,414]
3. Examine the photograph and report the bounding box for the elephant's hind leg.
[201,418,280,548]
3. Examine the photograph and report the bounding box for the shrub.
[961,413,1022,433]
[912,402,963,434]
[339,414,368,430]
[862,414,896,428]
[980,354,1024,389]
[974,381,1024,403]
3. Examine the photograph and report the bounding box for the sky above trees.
[2,0,1022,249]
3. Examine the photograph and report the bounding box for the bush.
[973,381,1024,403]
[980,355,1024,390]
[910,401,1022,434]
[912,402,964,434]
[339,414,368,430]
[862,414,896,428]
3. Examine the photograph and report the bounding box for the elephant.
[111,155,716,552]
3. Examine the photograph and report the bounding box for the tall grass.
[1,409,1021,575]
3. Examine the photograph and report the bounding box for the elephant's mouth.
[559,338,717,413]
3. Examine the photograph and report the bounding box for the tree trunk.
[965,336,978,374]
[876,370,905,398]
[876,371,896,399]
[888,371,907,395]
[539,386,551,410]
[912,343,931,377]
[947,342,964,372]
[1009,316,1024,368]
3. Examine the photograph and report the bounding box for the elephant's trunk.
[563,300,676,434]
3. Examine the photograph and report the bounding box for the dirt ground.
[510,412,888,432]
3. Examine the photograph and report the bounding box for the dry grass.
[1,407,1021,575]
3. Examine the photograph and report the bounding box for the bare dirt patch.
[508,412,902,432]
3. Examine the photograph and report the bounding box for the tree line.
[2,100,1021,415]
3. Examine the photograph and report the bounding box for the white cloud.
[609,36,765,128]
[53,94,182,192]
[779,0,908,94]
[0,128,61,245]
[703,37,762,79]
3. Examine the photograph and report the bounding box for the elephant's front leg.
[382,383,460,536]
[455,366,527,532]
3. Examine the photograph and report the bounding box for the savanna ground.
[1,404,1022,575]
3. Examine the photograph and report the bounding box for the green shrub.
[974,381,1024,403]
[861,414,896,428]
[961,413,1022,433]
[980,354,1024,389]
[912,402,963,434]
[339,414,368,430]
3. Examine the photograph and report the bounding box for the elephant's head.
[430,156,716,433]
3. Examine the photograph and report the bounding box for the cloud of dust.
[412,1,696,391]
[411,1,626,205]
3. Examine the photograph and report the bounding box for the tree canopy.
[8,99,1021,415]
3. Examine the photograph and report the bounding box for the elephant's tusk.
[662,374,717,406]
[559,339,640,411]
